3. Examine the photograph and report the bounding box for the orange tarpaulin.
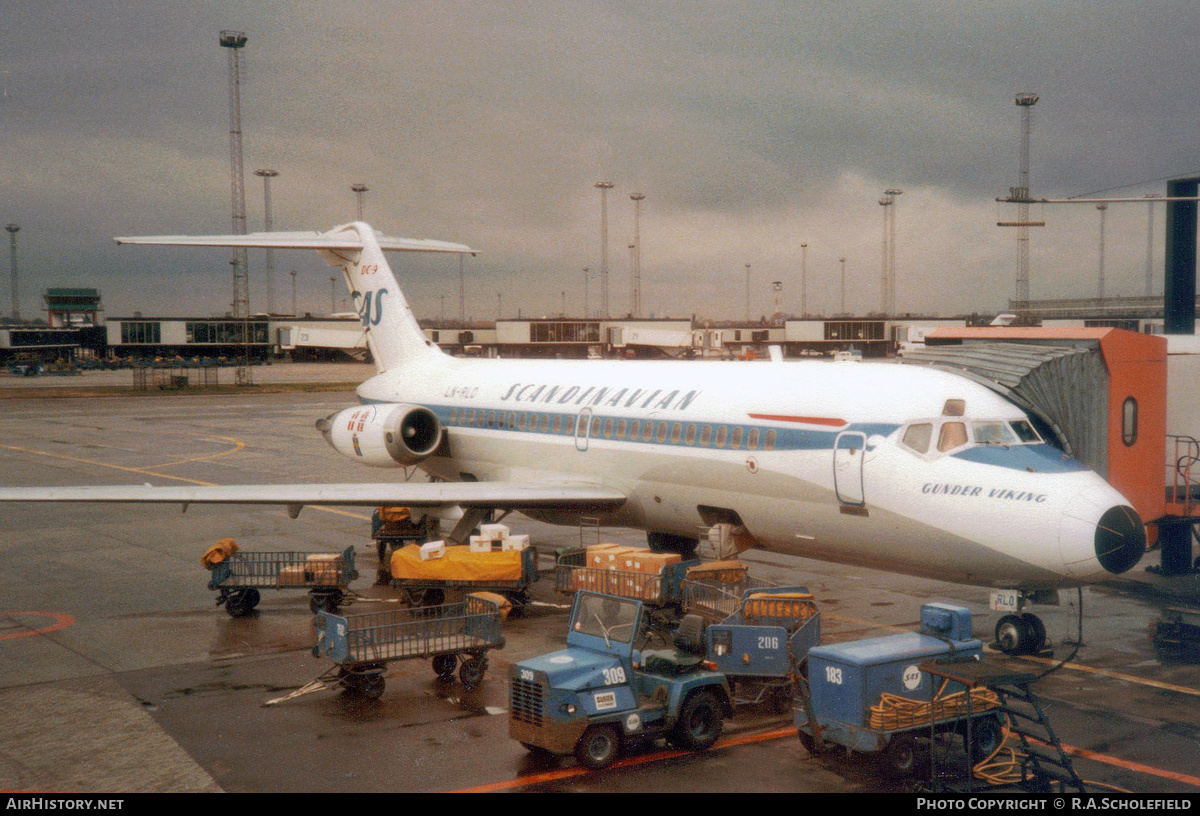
[390,544,523,582]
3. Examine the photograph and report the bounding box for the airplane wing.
[113,229,478,255]
[0,482,625,518]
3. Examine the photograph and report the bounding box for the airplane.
[0,221,1147,656]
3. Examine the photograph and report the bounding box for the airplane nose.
[1094,504,1145,574]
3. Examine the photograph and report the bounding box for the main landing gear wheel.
[995,613,1047,655]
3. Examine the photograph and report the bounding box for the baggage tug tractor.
[509,591,734,769]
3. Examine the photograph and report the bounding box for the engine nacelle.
[317,403,443,467]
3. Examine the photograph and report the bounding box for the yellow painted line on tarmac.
[151,434,246,468]
[823,612,1200,699]
[1,443,371,521]
[1017,653,1200,698]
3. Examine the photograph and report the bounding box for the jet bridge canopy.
[900,328,1167,525]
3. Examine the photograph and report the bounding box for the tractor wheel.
[432,654,458,680]
[671,690,723,751]
[575,724,621,770]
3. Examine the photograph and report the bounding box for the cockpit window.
[972,421,1017,446]
[1010,420,1041,443]
[902,423,933,454]
[901,416,1045,458]
[937,422,968,452]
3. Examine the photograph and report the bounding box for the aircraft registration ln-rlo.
[0,222,1147,656]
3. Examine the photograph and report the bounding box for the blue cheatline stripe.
[952,444,1089,473]
[389,398,900,454]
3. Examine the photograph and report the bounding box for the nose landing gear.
[994,612,1047,656]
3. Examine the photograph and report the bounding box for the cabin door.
[575,407,593,451]
[833,431,866,506]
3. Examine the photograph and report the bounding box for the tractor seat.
[642,614,707,676]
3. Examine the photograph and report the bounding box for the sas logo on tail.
[352,289,388,327]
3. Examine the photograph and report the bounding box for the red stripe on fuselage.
[748,413,847,428]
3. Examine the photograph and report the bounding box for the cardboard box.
[278,564,308,586]
[478,523,510,542]
[419,540,446,561]
[503,533,530,552]
[469,535,503,553]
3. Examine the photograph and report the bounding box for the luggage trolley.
[207,546,358,617]
[313,594,506,698]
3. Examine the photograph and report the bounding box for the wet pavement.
[0,385,1198,794]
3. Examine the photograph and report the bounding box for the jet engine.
[317,403,443,467]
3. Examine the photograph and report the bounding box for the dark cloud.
[2,0,1198,320]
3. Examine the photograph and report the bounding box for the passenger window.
[685,424,696,445]
[518,413,526,431]
[700,425,712,446]
[715,426,727,447]
[603,418,613,438]
[630,420,640,440]
[765,429,776,451]
[902,423,933,454]
[938,422,968,452]
[656,422,667,442]
[1122,397,1137,446]
[730,427,744,448]
[643,422,654,442]
[748,428,759,449]
[552,415,561,434]
[617,419,627,438]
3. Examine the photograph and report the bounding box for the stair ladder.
[988,676,1086,793]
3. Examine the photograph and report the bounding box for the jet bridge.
[900,328,1192,573]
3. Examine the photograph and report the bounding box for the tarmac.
[0,362,1198,795]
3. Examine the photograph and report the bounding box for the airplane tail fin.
[115,222,477,373]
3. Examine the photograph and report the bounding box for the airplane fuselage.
[355,349,1141,591]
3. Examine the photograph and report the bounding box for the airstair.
[920,657,1086,793]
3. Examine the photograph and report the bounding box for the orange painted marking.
[451,727,796,793]
[1039,737,1200,789]
[748,413,847,428]
[0,611,75,641]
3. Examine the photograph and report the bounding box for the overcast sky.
[3,0,1199,322]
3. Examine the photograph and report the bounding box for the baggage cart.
[554,549,700,642]
[795,603,1004,778]
[370,507,438,583]
[207,546,358,617]
[313,594,506,698]
[698,585,821,713]
[390,543,539,609]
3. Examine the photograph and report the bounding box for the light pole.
[351,183,368,221]
[838,257,847,315]
[1097,203,1108,299]
[879,196,891,313]
[289,270,297,316]
[582,267,590,318]
[594,182,614,317]
[255,168,279,313]
[771,281,783,320]
[883,188,902,313]
[6,223,19,321]
[330,276,337,314]
[745,263,752,321]
[800,242,808,317]
[630,192,645,317]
